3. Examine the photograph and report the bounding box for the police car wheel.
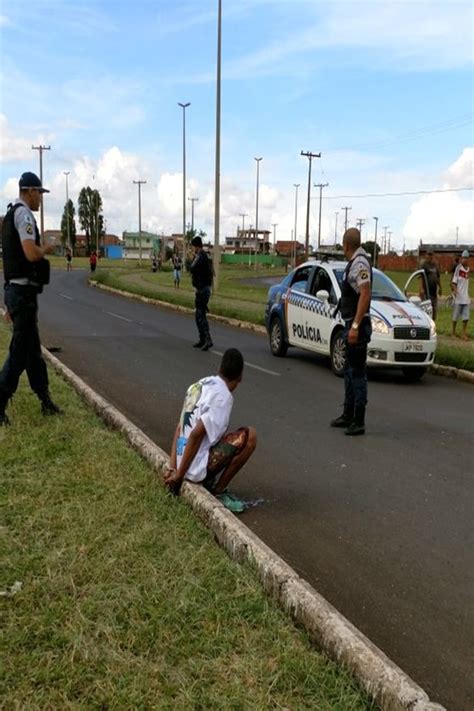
[402,367,427,382]
[269,317,288,357]
[330,330,346,377]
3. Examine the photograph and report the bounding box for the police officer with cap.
[0,171,62,425]
[331,228,372,435]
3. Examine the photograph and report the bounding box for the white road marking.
[60,293,74,300]
[106,311,132,323]
[211,350,280,377]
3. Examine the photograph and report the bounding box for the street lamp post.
[254,157,262,270]
[213,0,222,289]
[293,183,300,268]
[63,171,70,251]
[383,226,389,254]
[178,101,191,266]
[188,196,199,233]
[133,180,147,266]
[32,144,51,240]
[334,211,339,245]
[373,216,379,267]
[301,150,321,255]
[272,223,278,254]
[315,182,329,248]
[239,212,248,265]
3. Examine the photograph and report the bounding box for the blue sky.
[1,0,473,249]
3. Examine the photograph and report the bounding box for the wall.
[377,254,474,273]
[221,254,286,267]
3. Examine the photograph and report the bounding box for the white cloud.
[0,114,55,163]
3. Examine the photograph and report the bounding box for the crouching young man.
[163,348,257,512]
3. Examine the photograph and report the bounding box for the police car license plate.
[403,341,423,352]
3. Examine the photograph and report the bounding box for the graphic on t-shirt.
[180,380,203,431]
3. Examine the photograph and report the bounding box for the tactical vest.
[340,254,372,321]
[2,203,49,288]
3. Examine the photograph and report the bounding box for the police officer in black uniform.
[0,172,62,426]
[189,235,213,351]
[331,228,372,436]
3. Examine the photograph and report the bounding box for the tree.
[362,240,380,261]
[78,186,104,255]
[60,199,77,252]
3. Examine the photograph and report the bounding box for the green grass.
[0,324,374,710]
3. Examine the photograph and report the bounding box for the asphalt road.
[14,270,474,710]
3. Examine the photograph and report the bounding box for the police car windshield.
[333,268,406,302]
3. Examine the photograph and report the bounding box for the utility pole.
[213,0,222,289]
[456,226,459,245]
[178,101,191,267]
[334,211,339,245]
[272,223,278,254]
[188,196,199,233]
[314,182,328,248]
[133,180,147,266]
[388,231,393,254]
[373,216,379,267]
[356,218,365,240]
[63,171,70,251]
[300,150,321,255]
[293,183,300,268]
[341,205,352,233]
[254,157,262,270]
[32,144,51,239]
[239,212,248,265]
[383,225,389,254]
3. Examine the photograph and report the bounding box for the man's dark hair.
[191,236,203,247]
[220,348,244,381]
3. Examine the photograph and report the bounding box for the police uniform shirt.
[13,199,37,243]
[347,247,371,294]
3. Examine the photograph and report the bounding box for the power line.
[324,187,472,200]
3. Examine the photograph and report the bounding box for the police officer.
[0,172,62,426]
[331,228,372,436]
[189,235,213,351]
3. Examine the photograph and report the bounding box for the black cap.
[191,236,203,247]
[19,172,50,193]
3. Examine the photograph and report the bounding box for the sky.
[1,0,473,251]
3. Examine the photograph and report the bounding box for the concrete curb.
[90,280,472,384]
[42,345,445,711]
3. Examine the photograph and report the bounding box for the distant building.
[225,228,271,254]
[275,239,305,257]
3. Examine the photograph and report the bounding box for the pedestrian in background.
[451,250,470,340]
[190,236,213,351]
[0,171,62,426]
[331,228,372,436]
[89,251,97,274]
[172,253,182,288]
[163,348,257,512]
[421,250,442,320]
[66,248,72,272]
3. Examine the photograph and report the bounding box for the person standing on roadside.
[172,253,182,288]
[189,236,213,351]
[330,228,372,436]
[421,250,442,320]
[66,248,72,272]
[0,172,62,426]
[89,251,97,275]
[451,250,470,340]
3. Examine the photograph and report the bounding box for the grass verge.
[0,325,374,709]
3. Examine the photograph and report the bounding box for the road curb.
[42,345,445,711]
[90,280,471,383]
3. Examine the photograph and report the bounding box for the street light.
[254,157,262,270]
[188,196,199,233]
[293,183,300,268]
[213,0,222,289]
[133,180,147,266]
[239,212,248,265]
[63,171,70,251]
[334,211,339,246]
[373,216,379,267]
[272,223,278,254]
[178,101,190,265]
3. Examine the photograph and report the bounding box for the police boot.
[330,407,353,428]
[345,406,365,436]
[201,335,213,352]
[193,339,205,348]
[38,392,63,417]
[0,392,10,426]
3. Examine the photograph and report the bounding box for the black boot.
[38,392,63,417]
[330,407,353,428]
[345,405,365,436]
[193,340,204,348]
[201,335,213,352]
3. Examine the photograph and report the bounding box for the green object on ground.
[216,491,246,513]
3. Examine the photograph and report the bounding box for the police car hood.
[370,298,431,328]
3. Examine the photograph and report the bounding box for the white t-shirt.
[13,199,37,242]
[452,264,470,305]
[176,375,233,483]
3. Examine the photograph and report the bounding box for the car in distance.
[265,260,437,381]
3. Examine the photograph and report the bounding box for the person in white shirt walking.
[451,250,470,340]
[163,348,257,512]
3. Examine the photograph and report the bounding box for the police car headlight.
[429,318,436,337]
[371,315,390,335]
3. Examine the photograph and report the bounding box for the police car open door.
[286,266,332,352]
[404,270,433,317]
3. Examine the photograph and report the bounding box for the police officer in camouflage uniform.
[0,172,62,426]
[331,228,372,436]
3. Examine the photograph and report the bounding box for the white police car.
[265,260,437,381]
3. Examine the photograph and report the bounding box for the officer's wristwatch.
[351,321,359,330]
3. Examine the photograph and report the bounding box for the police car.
[265,260,437,381]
